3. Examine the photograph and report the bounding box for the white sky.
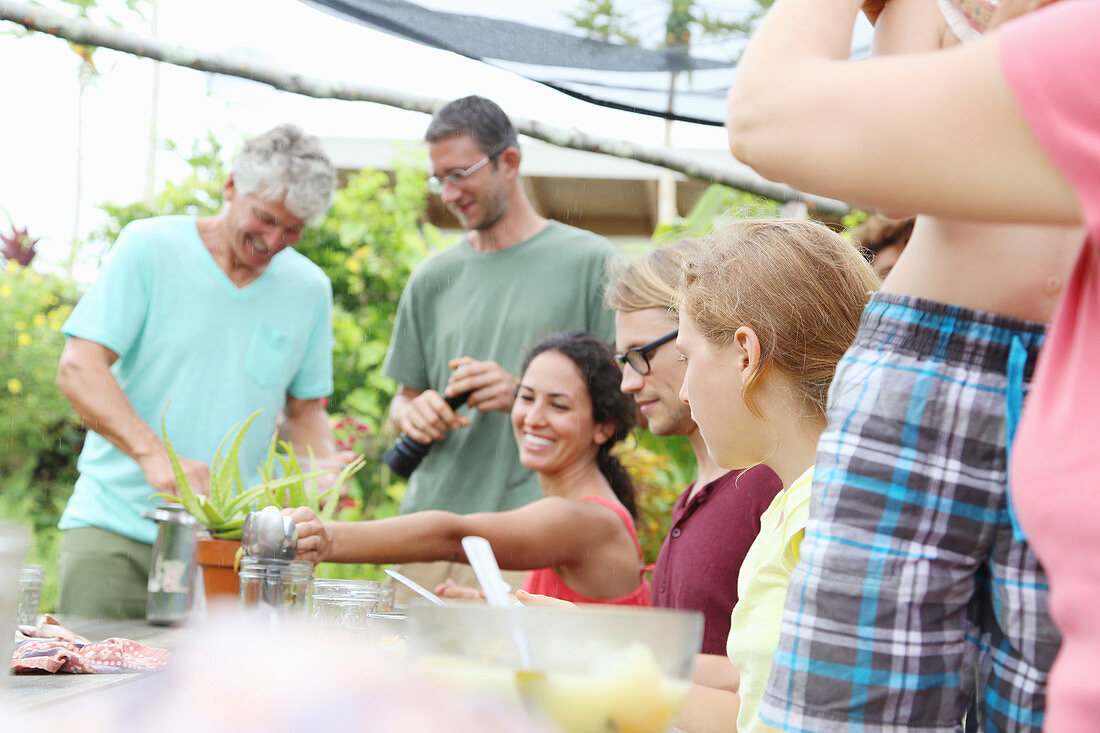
[0,0,868,273]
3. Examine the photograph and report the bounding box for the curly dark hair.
[520,331,638,518]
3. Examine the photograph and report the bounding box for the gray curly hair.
[231,124,336,222]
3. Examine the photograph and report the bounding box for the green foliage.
[0,261,85,612]
[840,208,870,235]
[564,0,771,53]
[312,414,406,583]
[565,0,640,44]
[4,0,149,39]
[0,262,81,487]
[92,134,226,259]
[653,183,780,244]
[615,431,696,565]
[296,153,447,428]
[667,0,773,44]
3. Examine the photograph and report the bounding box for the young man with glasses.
[608,240,782,687]
[381,95,618,598]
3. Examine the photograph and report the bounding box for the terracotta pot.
[196,538,243,601]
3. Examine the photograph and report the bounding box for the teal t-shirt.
[382,220,617,515]
[60,216,334,545]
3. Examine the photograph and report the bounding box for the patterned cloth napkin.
[11,615,171,674]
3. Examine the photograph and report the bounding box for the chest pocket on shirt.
[246,323,292,388]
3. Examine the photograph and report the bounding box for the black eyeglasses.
[615,330,678,376]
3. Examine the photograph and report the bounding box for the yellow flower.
[17,333,31,347]
[6,261,19,274]
[47,294,59,306]
[32,314,47,328]
[0,285,10,298]
[345,257,361,274]
[7,379,22,394]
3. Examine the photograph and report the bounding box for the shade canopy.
[300,0,738,126]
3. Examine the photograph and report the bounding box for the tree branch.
[0,0,849,215]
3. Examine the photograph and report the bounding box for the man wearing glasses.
[382,95,618,597]
[606,239,781,704]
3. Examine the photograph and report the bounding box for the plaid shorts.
[761,293,1061,732]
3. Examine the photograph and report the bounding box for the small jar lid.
[239,557,313,579]
[144,502,200,525]
[312,578,394,601]
[18,564,44,582]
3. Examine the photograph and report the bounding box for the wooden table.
[7,616,189,711]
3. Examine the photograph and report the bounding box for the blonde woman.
[674,219,878,733]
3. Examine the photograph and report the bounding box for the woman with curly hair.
[288,330,649,605]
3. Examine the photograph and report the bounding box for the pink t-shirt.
[1000,3,1100,731]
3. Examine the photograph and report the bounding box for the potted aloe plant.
[256,438,366,522]
[154,409,361,599]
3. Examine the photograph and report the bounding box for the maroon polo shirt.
[651,464,783,655]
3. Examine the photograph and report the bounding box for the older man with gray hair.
[55,124,351,618]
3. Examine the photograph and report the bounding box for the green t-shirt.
[60,216,334,544]
[383,220,617,515]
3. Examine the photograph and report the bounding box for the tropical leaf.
[209,420,237,509]
[280,443,309,509]
[158,405,206,521]
[223,483,278,519]
[220,410,263,499]
[318,455,366,522]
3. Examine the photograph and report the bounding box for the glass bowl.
[407,604,703,733]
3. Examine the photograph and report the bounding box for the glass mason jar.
[144,503,199,626]
[239,558,313,619]
[17,564,44,627]
[311,579,396,631]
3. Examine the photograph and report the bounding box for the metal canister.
[144,503,200,626]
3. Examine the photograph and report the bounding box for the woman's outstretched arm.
[286,496,626,568]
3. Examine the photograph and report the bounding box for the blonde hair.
[680,219,879,418]
[606,239,703,315]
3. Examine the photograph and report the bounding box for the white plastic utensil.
[460,536,514,608]
[385,568,447,607]
[461,535,531,667]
